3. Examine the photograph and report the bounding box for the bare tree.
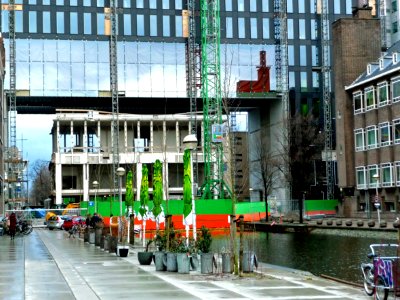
[276,113,324,202]
[251,128,282,221]
[29,160,52,206]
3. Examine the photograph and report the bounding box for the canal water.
[213,229,398,285]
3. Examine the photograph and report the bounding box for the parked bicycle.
[3,218,33,236]
[17,219,33,235]
[361,243,399,300]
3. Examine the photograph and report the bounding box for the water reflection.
[213,229,398,284]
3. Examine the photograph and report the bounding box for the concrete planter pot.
[176,253,190,274]
[368,220,375,227]
[357,220,364,227]
[154,251,166,271]
[242,251,258,273]
[200,253,216,274]
[380,221,387,228]
[326,220,333,225]
[335,220,342,226]
[164,252,177,272]
[221,253,232,273]
[345,220,353,226]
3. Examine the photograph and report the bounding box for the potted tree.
[117,217,129,257]
[175,236,195,274]
[154,232,167,271]
[196,226,215,274]
[138,239,154,265]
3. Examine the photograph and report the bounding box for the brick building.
[334,7,400,218]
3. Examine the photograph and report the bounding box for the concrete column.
[97,120,101,157]
[70,121,74,151]
[56,121,60,153]
[83,121,88,152]
[150,121,153,152]
[163,121,166,152]
[83,164,89,202]
[176,121,180,153]
[124,120,128,152]
[55,163,62,205]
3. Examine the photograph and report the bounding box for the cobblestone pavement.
[0,228,371,300]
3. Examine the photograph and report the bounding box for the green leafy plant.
[139,164,149,217]
[152,160,163,218]
[125,170,134,209]
[154,232,167,251]
[183,149,192,218]
[196,226,212,253]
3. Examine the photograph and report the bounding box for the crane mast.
[200,0,225,199]
[274,0,290,200]
[8,0,16,153]
[186,0,201,192]
[321,0,334,200]
[109,0,119,197]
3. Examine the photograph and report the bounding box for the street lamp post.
[373,173,381,224]
[183,134,198,240]
[93,180,99,213]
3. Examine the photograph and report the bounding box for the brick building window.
[354,128,365,151]
[379,122,391,147]
[367,125,378,149]
[365,86,375,111]
[353,91,363,114]
[393,119,400,144]
[368,165,379,188]
[392,77,400,102]
[356,167,366,190]
[395,162,400,186]
[377,81,389,106]
[381,163,394,187]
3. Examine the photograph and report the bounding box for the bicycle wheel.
[375,276,389,300]
[23,225,33,235]
[362,265,374,296]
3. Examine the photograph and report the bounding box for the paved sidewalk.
[0,228,370,300]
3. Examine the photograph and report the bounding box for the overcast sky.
[16,114,54,165]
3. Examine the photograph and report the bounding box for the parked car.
[61,216,85,231]
[47,215,64,230]
[60,215,73,230]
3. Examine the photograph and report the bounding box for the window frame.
[356,166,367,190]
[395,161,400,186]
[393,118,400,144]
[392,76,400,103]
[353,91,363,114]
[366,125,378,149]
[379,122,391,147]
[377,81,389,107]
[381,163,394,187]
[368,165,379,189]
[364,86,376,111]
[354,128,365,152]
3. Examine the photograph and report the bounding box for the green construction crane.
[200,0,228,199]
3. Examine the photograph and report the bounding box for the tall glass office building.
[0,0,366,206]
[0,0,355,113]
